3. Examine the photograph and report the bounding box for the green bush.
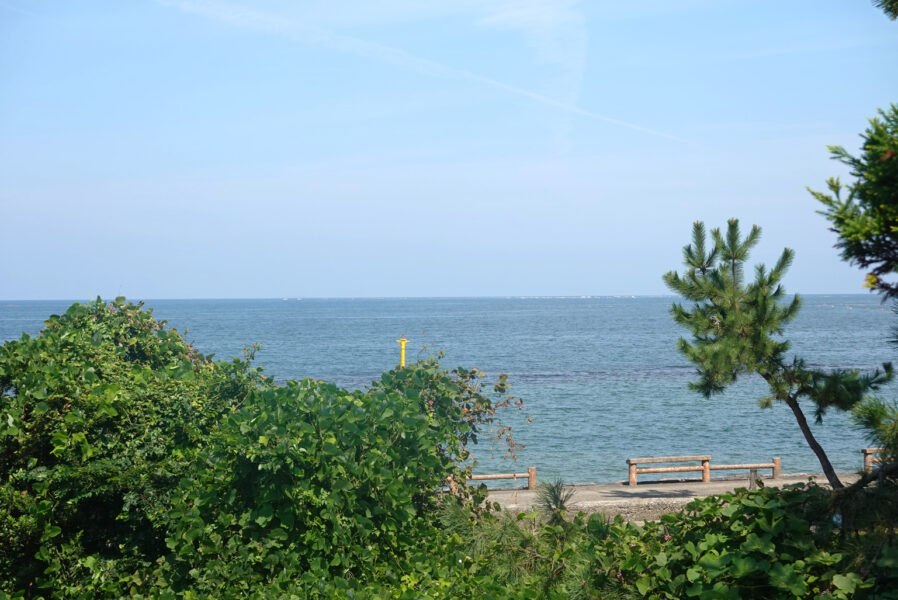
[0,297,270,597]
[146,356,531,598]
[156,380,467,593]
[432,481,898,599]
[0,299,523,598]
[588,484,898,599]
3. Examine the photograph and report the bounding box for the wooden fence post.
[701,458,710,483]
[772,457,781,479]
[863,448,876,473]
[528,466,536,490]
[628,462,637,486]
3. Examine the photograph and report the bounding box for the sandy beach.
[488,472,862,522]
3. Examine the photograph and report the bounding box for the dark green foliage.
[436,483,898,598]
[664,220,892,489]
[874,0,898,20]
[811,105,898,524]
[588,484,898,599]
[813,104,898,298]
[156,377,485,594]
[437,506,608,599]
[854,398,898,463]
[370,355,524,465]
[664,220,799,396]
[0,299,530,598]
[0,297,269,596]
[833,397,898,534]
[536,478,575,527]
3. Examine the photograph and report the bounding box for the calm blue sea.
[1,296,893,484]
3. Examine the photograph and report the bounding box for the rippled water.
[2,295,893,484]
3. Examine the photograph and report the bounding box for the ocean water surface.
[1,295,893,484]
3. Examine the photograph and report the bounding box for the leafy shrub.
[156,379,467,592]
[371,356,524,465]
[149,355,528,597]
[0,297,269,597]
[0,299,524,598]
[588,483,898,599]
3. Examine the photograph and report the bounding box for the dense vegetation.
[2,297,897,598]
[0,298,519,598]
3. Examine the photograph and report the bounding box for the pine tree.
[874,0,898,20]
[812,104,898,298]
[813,105,898,490]
[664,219,892,489]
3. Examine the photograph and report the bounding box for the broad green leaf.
[832,573,860,594]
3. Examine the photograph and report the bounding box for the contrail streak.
[157,0,687,142]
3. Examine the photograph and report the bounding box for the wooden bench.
[627,455,711,486]
[863,448,884,472]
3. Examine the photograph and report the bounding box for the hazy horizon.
[0,292,885,302]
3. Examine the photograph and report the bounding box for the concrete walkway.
[488,473,860,521]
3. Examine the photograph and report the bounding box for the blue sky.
[1,0,897,299]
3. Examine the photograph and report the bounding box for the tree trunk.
[785,396,844,489]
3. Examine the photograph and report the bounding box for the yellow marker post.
[396,335,409,367]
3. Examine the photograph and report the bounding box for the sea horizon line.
[0,292,877,302]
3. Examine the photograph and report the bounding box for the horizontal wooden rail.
[863,448,885,472]
[447,467,537,492]
[470,472,529,481]
[626,456,781,486]
[637,466,706,474]
[470,467,536,490]
[711,458,781,484]
[628,455,711,464]
[627,456,711,486]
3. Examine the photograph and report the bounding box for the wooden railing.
[711,459,781,489]
[447,467,537,492]
[470,466,537,490]
[863,448,885,472]
[710,459,781,477]
[627,455,781,486]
